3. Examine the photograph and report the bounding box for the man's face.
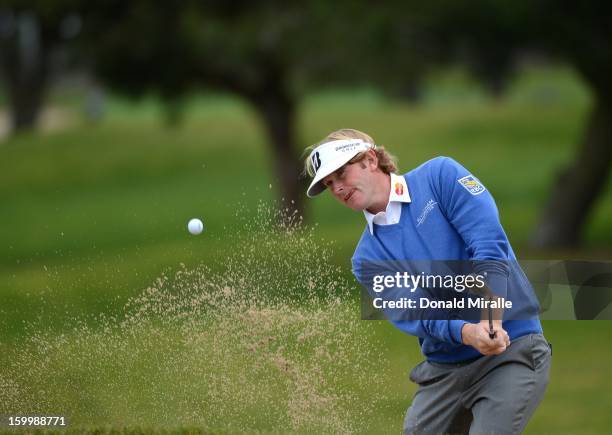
[322,157,375,211]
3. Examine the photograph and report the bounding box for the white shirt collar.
[363,173,411,234]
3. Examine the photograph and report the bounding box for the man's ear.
[365,149,379,171]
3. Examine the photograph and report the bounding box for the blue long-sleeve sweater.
[352,156,542,363]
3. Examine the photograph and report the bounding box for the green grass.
[1,65,612,433]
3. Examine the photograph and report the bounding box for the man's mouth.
[344,189,355,202]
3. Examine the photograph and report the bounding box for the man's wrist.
[460,323,474,346]
[450,320,468,344]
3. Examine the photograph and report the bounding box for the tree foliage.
[2,1,611,245]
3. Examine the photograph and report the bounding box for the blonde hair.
[303,128,398,177]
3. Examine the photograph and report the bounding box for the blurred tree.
[0,0,426,219]
[77,1,296,215]
[5,1,608,246]
[77,0,390,220]
[0,1,80,132]
[396,1,612,248]
[527,2,612,248]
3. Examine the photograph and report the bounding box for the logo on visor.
[311,151,321,172]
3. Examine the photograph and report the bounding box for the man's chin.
[337,192,364,210]
[347,201,366,211]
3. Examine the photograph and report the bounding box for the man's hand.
[461,321,510,356]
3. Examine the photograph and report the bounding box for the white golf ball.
[187,218,204,235]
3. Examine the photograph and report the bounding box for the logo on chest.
[416,199,438,227]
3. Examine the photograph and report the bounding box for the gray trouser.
[403,333,552,435]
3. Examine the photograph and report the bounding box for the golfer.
[304,129,551,434]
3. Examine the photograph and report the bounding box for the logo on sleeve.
[458,175,485,195]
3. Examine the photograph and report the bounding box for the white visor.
[306,139,375,197]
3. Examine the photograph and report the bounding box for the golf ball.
[187,218,204,235]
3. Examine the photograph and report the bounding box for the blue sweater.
[352,157,542,363]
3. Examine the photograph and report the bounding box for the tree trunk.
[530,97,612,248]
[198,60,306,224]
[0,12,49,133]
[251,90,305,225]
[7,64,47,131]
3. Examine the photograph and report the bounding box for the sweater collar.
[363,173,411,234]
